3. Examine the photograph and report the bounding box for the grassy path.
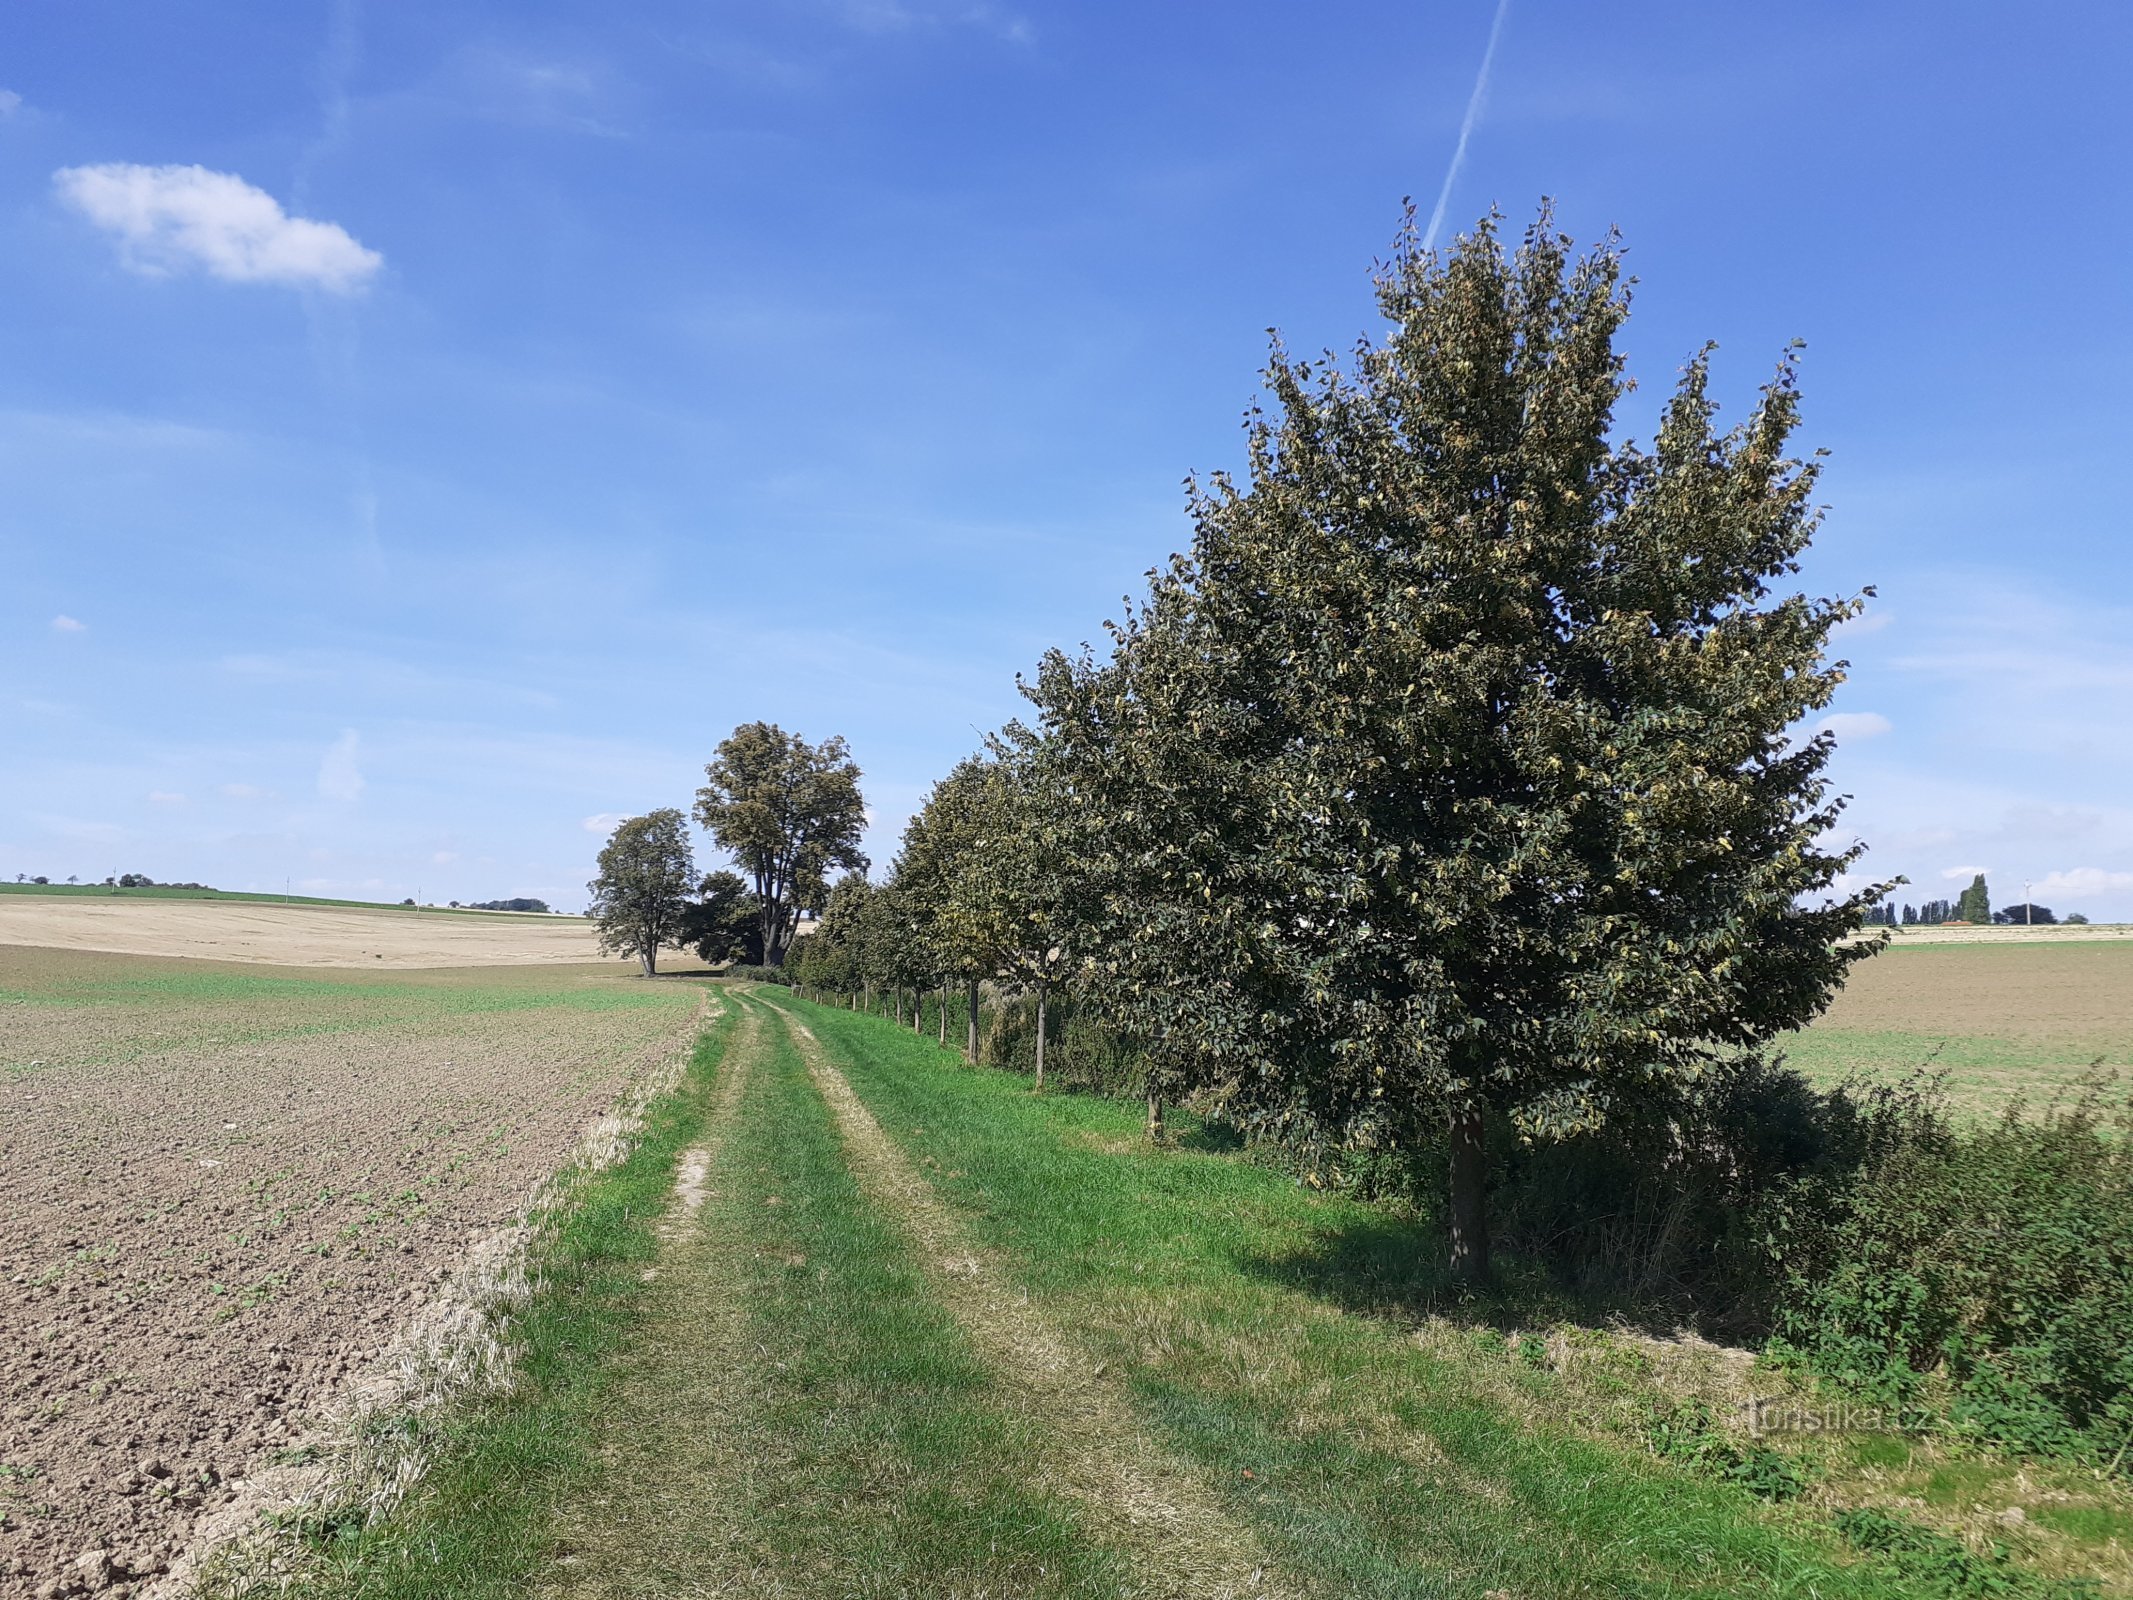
[322,987,1993,1599]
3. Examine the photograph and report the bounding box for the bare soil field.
[1786,939,2133,1116]
[0,946,704,1596]
[0,898,607,970]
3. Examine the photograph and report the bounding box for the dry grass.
[0,896,609,969]
[169,993,719,1599]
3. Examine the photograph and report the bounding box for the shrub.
[720,964,790,986]
[1771,1076,2133,1465]
[982,990,1150,1097]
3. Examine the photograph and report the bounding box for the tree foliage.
[675,869,765,965]
[1025,207,1887,1277]
[587,809,696,976]
[693,723,868,966]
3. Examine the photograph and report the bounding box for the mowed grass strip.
[771,993,1931,1600]
[550,991,1133,1598]
[271,1000,738,1600]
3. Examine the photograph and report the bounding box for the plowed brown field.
[0,945,704,1595]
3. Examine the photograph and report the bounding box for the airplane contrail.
[1422,0,1513,251]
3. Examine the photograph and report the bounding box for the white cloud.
[50,614,86,633]
[146,790,186,806]
[431,850,459,865]
[1940,863,1990,881]
[54,163,383,292]
[1816,711,1892,740]
[318,730,365,803]
[218,782,273,800]
[581,811,629,834]
[2035,868,2133,902]
[0,90,22,118]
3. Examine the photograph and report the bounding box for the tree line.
[788,208,1889,1282]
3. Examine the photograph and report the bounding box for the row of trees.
[788,207,1889,1281]
[586,723,869,975]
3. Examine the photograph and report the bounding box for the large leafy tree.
[587,809,696,977]
[694,723,868,967]
[1031,208,1888,1280]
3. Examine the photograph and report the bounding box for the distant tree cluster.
[789,209,1889,1280]
[468,897,551,913]
[585,724,867,977]
[1994,902,2055,925]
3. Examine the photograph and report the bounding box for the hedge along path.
[540,993,769,1599]
[776,1004,1295,1600]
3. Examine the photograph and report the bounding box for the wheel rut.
[775,1006,1294,1600]
[541,995,771,1598]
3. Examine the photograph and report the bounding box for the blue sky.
[4,1,2130,919]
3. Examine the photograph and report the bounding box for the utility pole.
[2024,880,2032,925]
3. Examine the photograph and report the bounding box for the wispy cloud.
[2035,867,2133,901]
[581,811,629,834]
[146,790,187,806]
[1940,864,1989,881]
[50,614,87,633]
[834,0,1032,44]
[0,89,23,118]
[54,163,383,292]
[318,729,365,802]
[1423,0,1512,251]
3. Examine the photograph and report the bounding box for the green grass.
[257,1007,738,1598]
[2,960,685,1080]
[1781,1029,2126,1120]
[542,993,1132,1596]
[768,992,1948,1598]
[272,988,2127,1597]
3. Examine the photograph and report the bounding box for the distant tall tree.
[694,723,869,967]
[1955,874,1991,924]
[1031,207,1889,1282]
[587,809,696,976]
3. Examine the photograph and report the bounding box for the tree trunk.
[640,945,657,978]
[1033,981,1047,1093]
[895,986,904,1027]
[1447,1102,1491,1285]
[939,983,948,1045]
[914,990,924,1035]
[1146,1093,1165,1143]
[966,977,980,1064]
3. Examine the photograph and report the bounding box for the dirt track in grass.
[783,1009,1287,1599]
[0,946,703,1597]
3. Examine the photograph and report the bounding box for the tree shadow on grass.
[1236,1210,1691,1340]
